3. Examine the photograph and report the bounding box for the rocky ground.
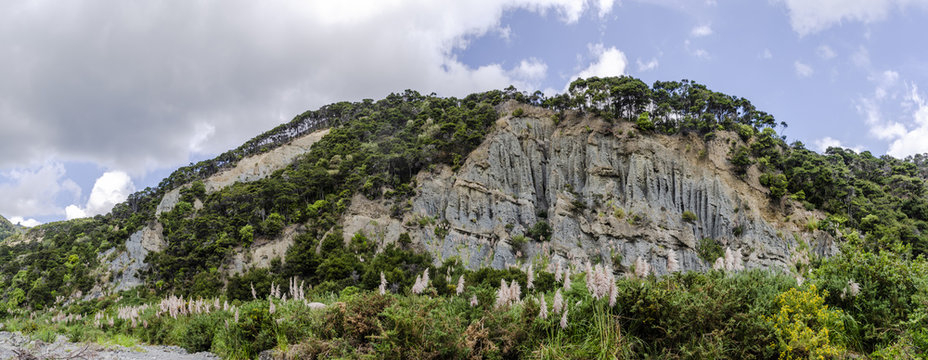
[0,332,218,360]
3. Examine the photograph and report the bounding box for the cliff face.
[99,103,834,293]
[345,104,836,274]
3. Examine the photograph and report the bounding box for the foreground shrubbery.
[7,245,926,359]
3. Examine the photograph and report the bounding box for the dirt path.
[0,332,219,360]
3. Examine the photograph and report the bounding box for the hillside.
[2,76,927,358]
[0,215,18,242]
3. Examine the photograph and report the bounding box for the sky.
[1,0,927,226]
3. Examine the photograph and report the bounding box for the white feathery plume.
[563,270,572,290]
[586,264,616,302]
[412,268,431,295]
[527,266,535,290]
[666,250,679,273]
[555,260,563,283]
[509,280,521,304]
[379,271,387,295]
[560,307,569,329]
[634,256,650,278]
[553,289,564,314]
[713,257,725,271]
[848,280,860,297]
[456,275,465,295]
[539,296,548,320]
[470,295,479,307]
[609,279,618,308]
[495,279,511,308]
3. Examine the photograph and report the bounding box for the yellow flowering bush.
[768,285,845,359]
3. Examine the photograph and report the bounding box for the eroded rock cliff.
[344,103,835,274]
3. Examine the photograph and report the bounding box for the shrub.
[262,212,285,236]
[173,313,220,353]
[729,146,754,175]
[527,221,552,241]
[510,235,528,253]
[697,238,723,264]
[239,224,255,245]
[636,112,655,132]
[512,108,525,117]
[767,285,846,359]
[682,211,698,223]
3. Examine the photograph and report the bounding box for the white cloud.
[691,24,713,37]
[816,45,836,60]
[65,205,87,221]
[852,46,871,68]
[814,137,862,153]
[188,122,216,154]
[573,43,628,80]
[855,69,928,157]
[596,0,617,18]
[8,216,41,228]
[510,58,549,83]
[0,0,613,176]
[66,171,136,220]
[0,161,81,220]
[636,58,659,72]
[684,39,710,60]
[693,49,710,59]
[886,84,928,157]
[761,49,773,59]
[780,0,928,36]
[794,61,814,78]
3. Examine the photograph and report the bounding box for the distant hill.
[0,214,21,242]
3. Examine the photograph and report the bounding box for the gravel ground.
[0,332,219,360]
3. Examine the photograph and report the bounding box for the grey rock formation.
[352,105,835,275]
[100,222,165,293]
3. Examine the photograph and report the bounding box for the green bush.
[682,210,698,223]
[767,285,846,359]
[697,238,724,264]
[527,220,552,241]
[173,313,221,353]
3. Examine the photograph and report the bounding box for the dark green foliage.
[175,312,220,353]
[615,270,795,358]
[261,212,285,236]
[509,235,528,254]
[760,172,789,200]
[527,220,552,241]
[729,146,754,175]
[635,112,655,132]
[682,210,698,223]
[697,238,724,264]
[0,215,19,242]
[812,246,928,352]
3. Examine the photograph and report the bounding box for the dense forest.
[1,76,927,358]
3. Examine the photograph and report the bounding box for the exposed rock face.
[156,128,330,215]
[100,222,165,293]
[227,225,300,275]
[137,104,832,282]
[347,105,833,274]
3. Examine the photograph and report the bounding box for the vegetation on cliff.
[1,76,928,358]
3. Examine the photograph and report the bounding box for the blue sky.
[1,0,927,226]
